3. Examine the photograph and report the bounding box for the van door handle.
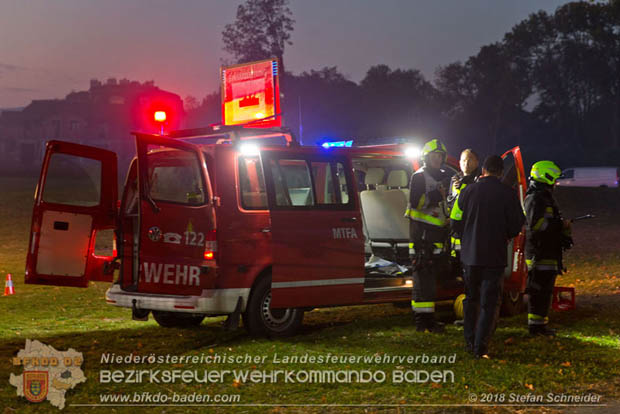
[341,217,357,223]
[260,227,271,233]
[53,221,69,231]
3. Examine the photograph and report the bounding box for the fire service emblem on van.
[148,226,162,242]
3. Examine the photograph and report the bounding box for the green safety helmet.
[421,139,447,164]
[530,160,562,185]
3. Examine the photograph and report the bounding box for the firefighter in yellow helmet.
[405,139,451,333]
[524,161,572,336]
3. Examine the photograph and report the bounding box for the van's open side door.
[25,140,118,287]
[501,146,528,292]
[259,147,365,309]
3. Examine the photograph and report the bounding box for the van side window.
[337,163,350,204]
[238,156,267,209]
[271,159,315,206]
[310,161,350,205]
[267,157,354,209]
[311,162,335,203]
[148,150,205,205]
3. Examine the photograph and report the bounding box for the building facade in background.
[0,78,184,175]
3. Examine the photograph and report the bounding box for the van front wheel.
[243,275,304,337]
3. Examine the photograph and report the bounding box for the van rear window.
[148,151,205,205]
[43,153,102,207]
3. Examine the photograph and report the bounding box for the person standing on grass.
[447,148,480,259]
[450,155,524,358]
[524,161,572,336]
[405,139,451,333]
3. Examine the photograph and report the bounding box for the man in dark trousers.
[450,155,524,358]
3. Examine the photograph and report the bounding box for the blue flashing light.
[320,140,353,149]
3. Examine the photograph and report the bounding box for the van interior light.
[321,140,353,149]
[404,146,421,159]
[239,143,260,156]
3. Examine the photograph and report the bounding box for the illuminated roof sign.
[221,59,281,128]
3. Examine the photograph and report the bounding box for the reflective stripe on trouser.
[411,301,435,313]
[528,313,549,326]
[410,242,444,255]
[450,236,461,257]
[527,268,557,325]
[526,258,558,272]
[433,242,443,254]
[412,260,439,314]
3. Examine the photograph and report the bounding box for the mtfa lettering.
[332,227,358,239]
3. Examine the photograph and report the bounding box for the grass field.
[1,177,619,413]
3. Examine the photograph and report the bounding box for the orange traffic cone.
[4,274,15,296]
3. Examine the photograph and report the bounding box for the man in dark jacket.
[450,155,525,358]
[448,149,480,261]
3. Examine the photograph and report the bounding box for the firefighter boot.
[529,325,556,337]
[426,314,446,333]
[417,313,445,333]
[414,312,427,332]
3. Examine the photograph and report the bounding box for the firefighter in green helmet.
[524,160,573,336]
[405,139,451,333]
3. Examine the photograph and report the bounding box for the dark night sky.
[0,0,570,108]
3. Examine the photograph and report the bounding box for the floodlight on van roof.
[239,143,260,156]
[404,146,421,159]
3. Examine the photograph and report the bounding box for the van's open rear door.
[25,140,117,287]
[501,146,528,292]
[259,147,365,309]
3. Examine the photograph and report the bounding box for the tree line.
[184,0,620,168]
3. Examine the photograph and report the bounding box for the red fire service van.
[24,60,528,337]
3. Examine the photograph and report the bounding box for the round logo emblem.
[148,226,162,242]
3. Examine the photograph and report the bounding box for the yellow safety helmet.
[453,294,465,319]
[530,160,562,185]
[421,139,447,165]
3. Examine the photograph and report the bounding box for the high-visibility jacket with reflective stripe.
[447,173,478,252]
[524,182,565,268]
[405,167,449,227]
